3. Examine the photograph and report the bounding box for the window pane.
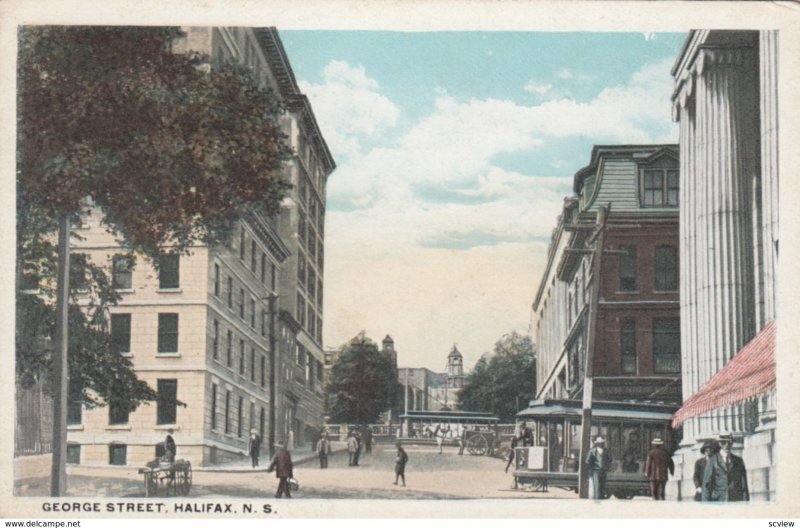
[66,444,81,465]
[110,314,131,353]
[214,264,220,297]
[109,444,127,466]
[157,379,178,425]
[619,246,637,291]
[109,400,129,425]
[158,254,180,289]
[226,330,233,367]
[112,255,133,289]
[211,383,218,430]
[655,246,678,291]
[653,319,681,373]
[620,320,636,374]
[157,314,179,353]
[239,340,245,375]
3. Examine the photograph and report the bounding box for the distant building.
[60,27,334,467]
[669,30,777,501]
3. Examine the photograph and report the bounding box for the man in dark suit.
[702,435,749,501]
[585,436,613,499]
[693,440,718,501]
[644,438,674,500]
[519,422,533,447]
[247,429,261,468]
[267,441,294,498]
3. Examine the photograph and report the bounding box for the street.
[15,443,576,500]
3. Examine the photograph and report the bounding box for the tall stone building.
[63,27,334,467]
[668,30,777,501]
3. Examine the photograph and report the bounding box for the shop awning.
[672,320,776,428]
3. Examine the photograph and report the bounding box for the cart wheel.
[179,463,192,496]
[467,434,488,455]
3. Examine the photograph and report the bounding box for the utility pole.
[50,214,71,496]
[577,204,609,499]
[267,293,278,458]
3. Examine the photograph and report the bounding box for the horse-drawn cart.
[463,429,497,456]
[138,459,192,497]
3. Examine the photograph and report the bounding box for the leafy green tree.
[457,332,536,422]
[16,26,292,410]
[328,333,399,424]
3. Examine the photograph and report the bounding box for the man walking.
[585,436,612,499]
[693,440,717,500]
[505,436,518,473]
[702,435,749,501]
[347,429,358,467]
[267,441,294,498]
[316,432,331,469]
[393,441,408,487]
[247,429,262,468]
[644,438,674,500]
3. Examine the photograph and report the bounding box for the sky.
[279,31,687,373]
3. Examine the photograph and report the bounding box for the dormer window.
[641,168,679,207]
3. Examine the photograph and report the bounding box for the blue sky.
[280,31,687,370]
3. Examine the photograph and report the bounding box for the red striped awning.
[672,321,776,428]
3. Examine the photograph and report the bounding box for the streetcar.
[398,410,500,456]
[513,399,679,498]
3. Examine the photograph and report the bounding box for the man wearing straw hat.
[247,428,262,468]
[267,441,294,498]
[585,436,612,499]
[645,437,674,500]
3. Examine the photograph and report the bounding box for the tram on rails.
[513,399,679,498]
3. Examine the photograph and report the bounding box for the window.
[157,314,179,353]
[297,294,306,327]
[239,339,245,376]
[156,379,178,425]
[212,320,219,360]
[109,443,127,466]
[250,298,256,328]
[239,288,245,319]
[211,383,218,430]
[158,254,180,289]
[226,330,233,367]
[298,254,306,287]
[619,246,637,292]
[259,407,265,441]
[109,398,129,425]
[227,277,233,308]
[250,348,256,382]
[110,314,131,354]
[271,264,277,291]
[214,263,220,297]
[260,355,266,387]
[67,380,82,426]
[620,320,636,374]
[655,246,678,291]
[237,396,243,438]
[66,444,80,465]
[641,169,679,207]
[317,361,323,385]
[261,309,267,337]
[225,391,231,434]
[261,253,267,284]
[653,319,681,374]
[240,229,246,261]
[112,255,133,290]
[251,240,257,271]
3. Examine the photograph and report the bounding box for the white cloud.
[303,57,679,369]
[556,68,594,81]
[298,60,399,159]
